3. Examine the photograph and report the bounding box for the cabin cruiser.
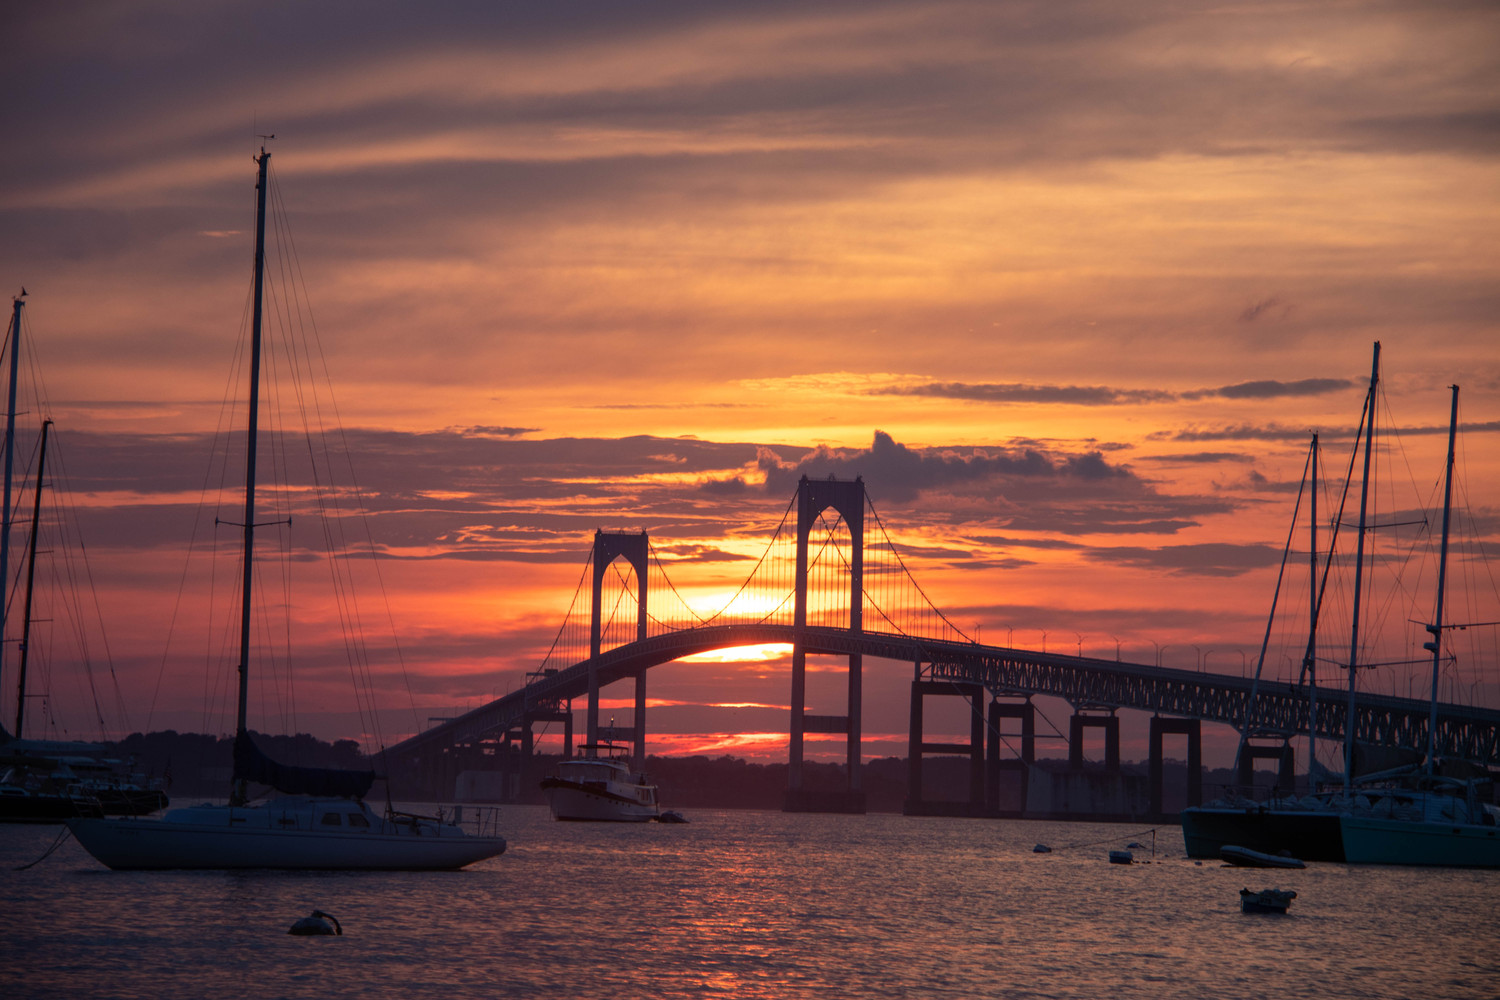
[541,742,659,822]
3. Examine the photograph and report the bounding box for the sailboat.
[1182,346,1500,865]
[0,297,168,822]
[67,146,507,869]
[1179,344,1386,862]
[1336,385,1500,866]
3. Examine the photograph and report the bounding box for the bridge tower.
[785,475,866,813]
[588,530,650,763]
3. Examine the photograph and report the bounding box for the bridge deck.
[381,626,1500,769]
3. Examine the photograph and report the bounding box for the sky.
[2,1,1498,771]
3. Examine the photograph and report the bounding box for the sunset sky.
[3,2,1497,770]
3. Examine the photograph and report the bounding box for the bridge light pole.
[1111,635,1121,662]
[1075,633,1083,658]
[1238,651,1247,677]
[1193,645,1202,671]
[1041,630,1048,653]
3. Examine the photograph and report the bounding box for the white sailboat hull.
[68,798,506,870]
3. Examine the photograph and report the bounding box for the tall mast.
[14,419,50,737]
[1306,433,1318,785]
[1424,385,1459,771]
[2,292,23,703]
[231,147,270,805]
[1343,341,1380,795]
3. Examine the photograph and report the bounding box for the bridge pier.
[1237,739,1295,796]
[1148,716,1202,819]
[786,476,867,814]
[986,697,1035,815]
[1068,711,1120,770]
[904,676,987,816]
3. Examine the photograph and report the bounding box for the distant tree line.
[112,730,1255,812]
[111,730,367,797]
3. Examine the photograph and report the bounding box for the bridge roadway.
[381,624,1500,769]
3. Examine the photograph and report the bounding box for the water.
[5,806,1498,999]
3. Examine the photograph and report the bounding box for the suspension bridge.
[382,476,1500,817]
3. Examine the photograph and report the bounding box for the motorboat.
[1240,888,1296,914]
[541,742,659,822]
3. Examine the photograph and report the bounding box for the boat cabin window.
[347,812,371,828]
[320,812,343,826]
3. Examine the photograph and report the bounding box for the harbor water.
[5,804,1498,999]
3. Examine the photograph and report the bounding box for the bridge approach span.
[382,625,1500,770]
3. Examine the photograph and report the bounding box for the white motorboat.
[541,742,660,822]
[66,146,506,871]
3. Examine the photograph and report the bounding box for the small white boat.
[541,742,659,822]
[1221,844,1306,869]
[1240,888,1297,914]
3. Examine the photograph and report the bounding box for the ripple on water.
[5,808,1499,999]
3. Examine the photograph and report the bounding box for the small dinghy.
[1240,888,1296,914]
[1221,844,1306,869]
[1108,850,1133,864]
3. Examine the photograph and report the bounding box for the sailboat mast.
[14,419,49,737]
[2,293,23,701]
[1425,385,1459,770]
[1343,341,1380,795]
[235,148,270,747]
[1307,433,1318,786]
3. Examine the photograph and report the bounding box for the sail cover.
[233,732,376,799]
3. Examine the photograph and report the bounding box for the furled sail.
[233,732,376,800]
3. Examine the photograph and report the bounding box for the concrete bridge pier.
[986,697,1035,814]
[1148,716,1202,819]
[903,675,987,816]
[1238,739,1295,796]
[1068,710,1121,770]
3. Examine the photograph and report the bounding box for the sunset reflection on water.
[7,807,1497,999]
